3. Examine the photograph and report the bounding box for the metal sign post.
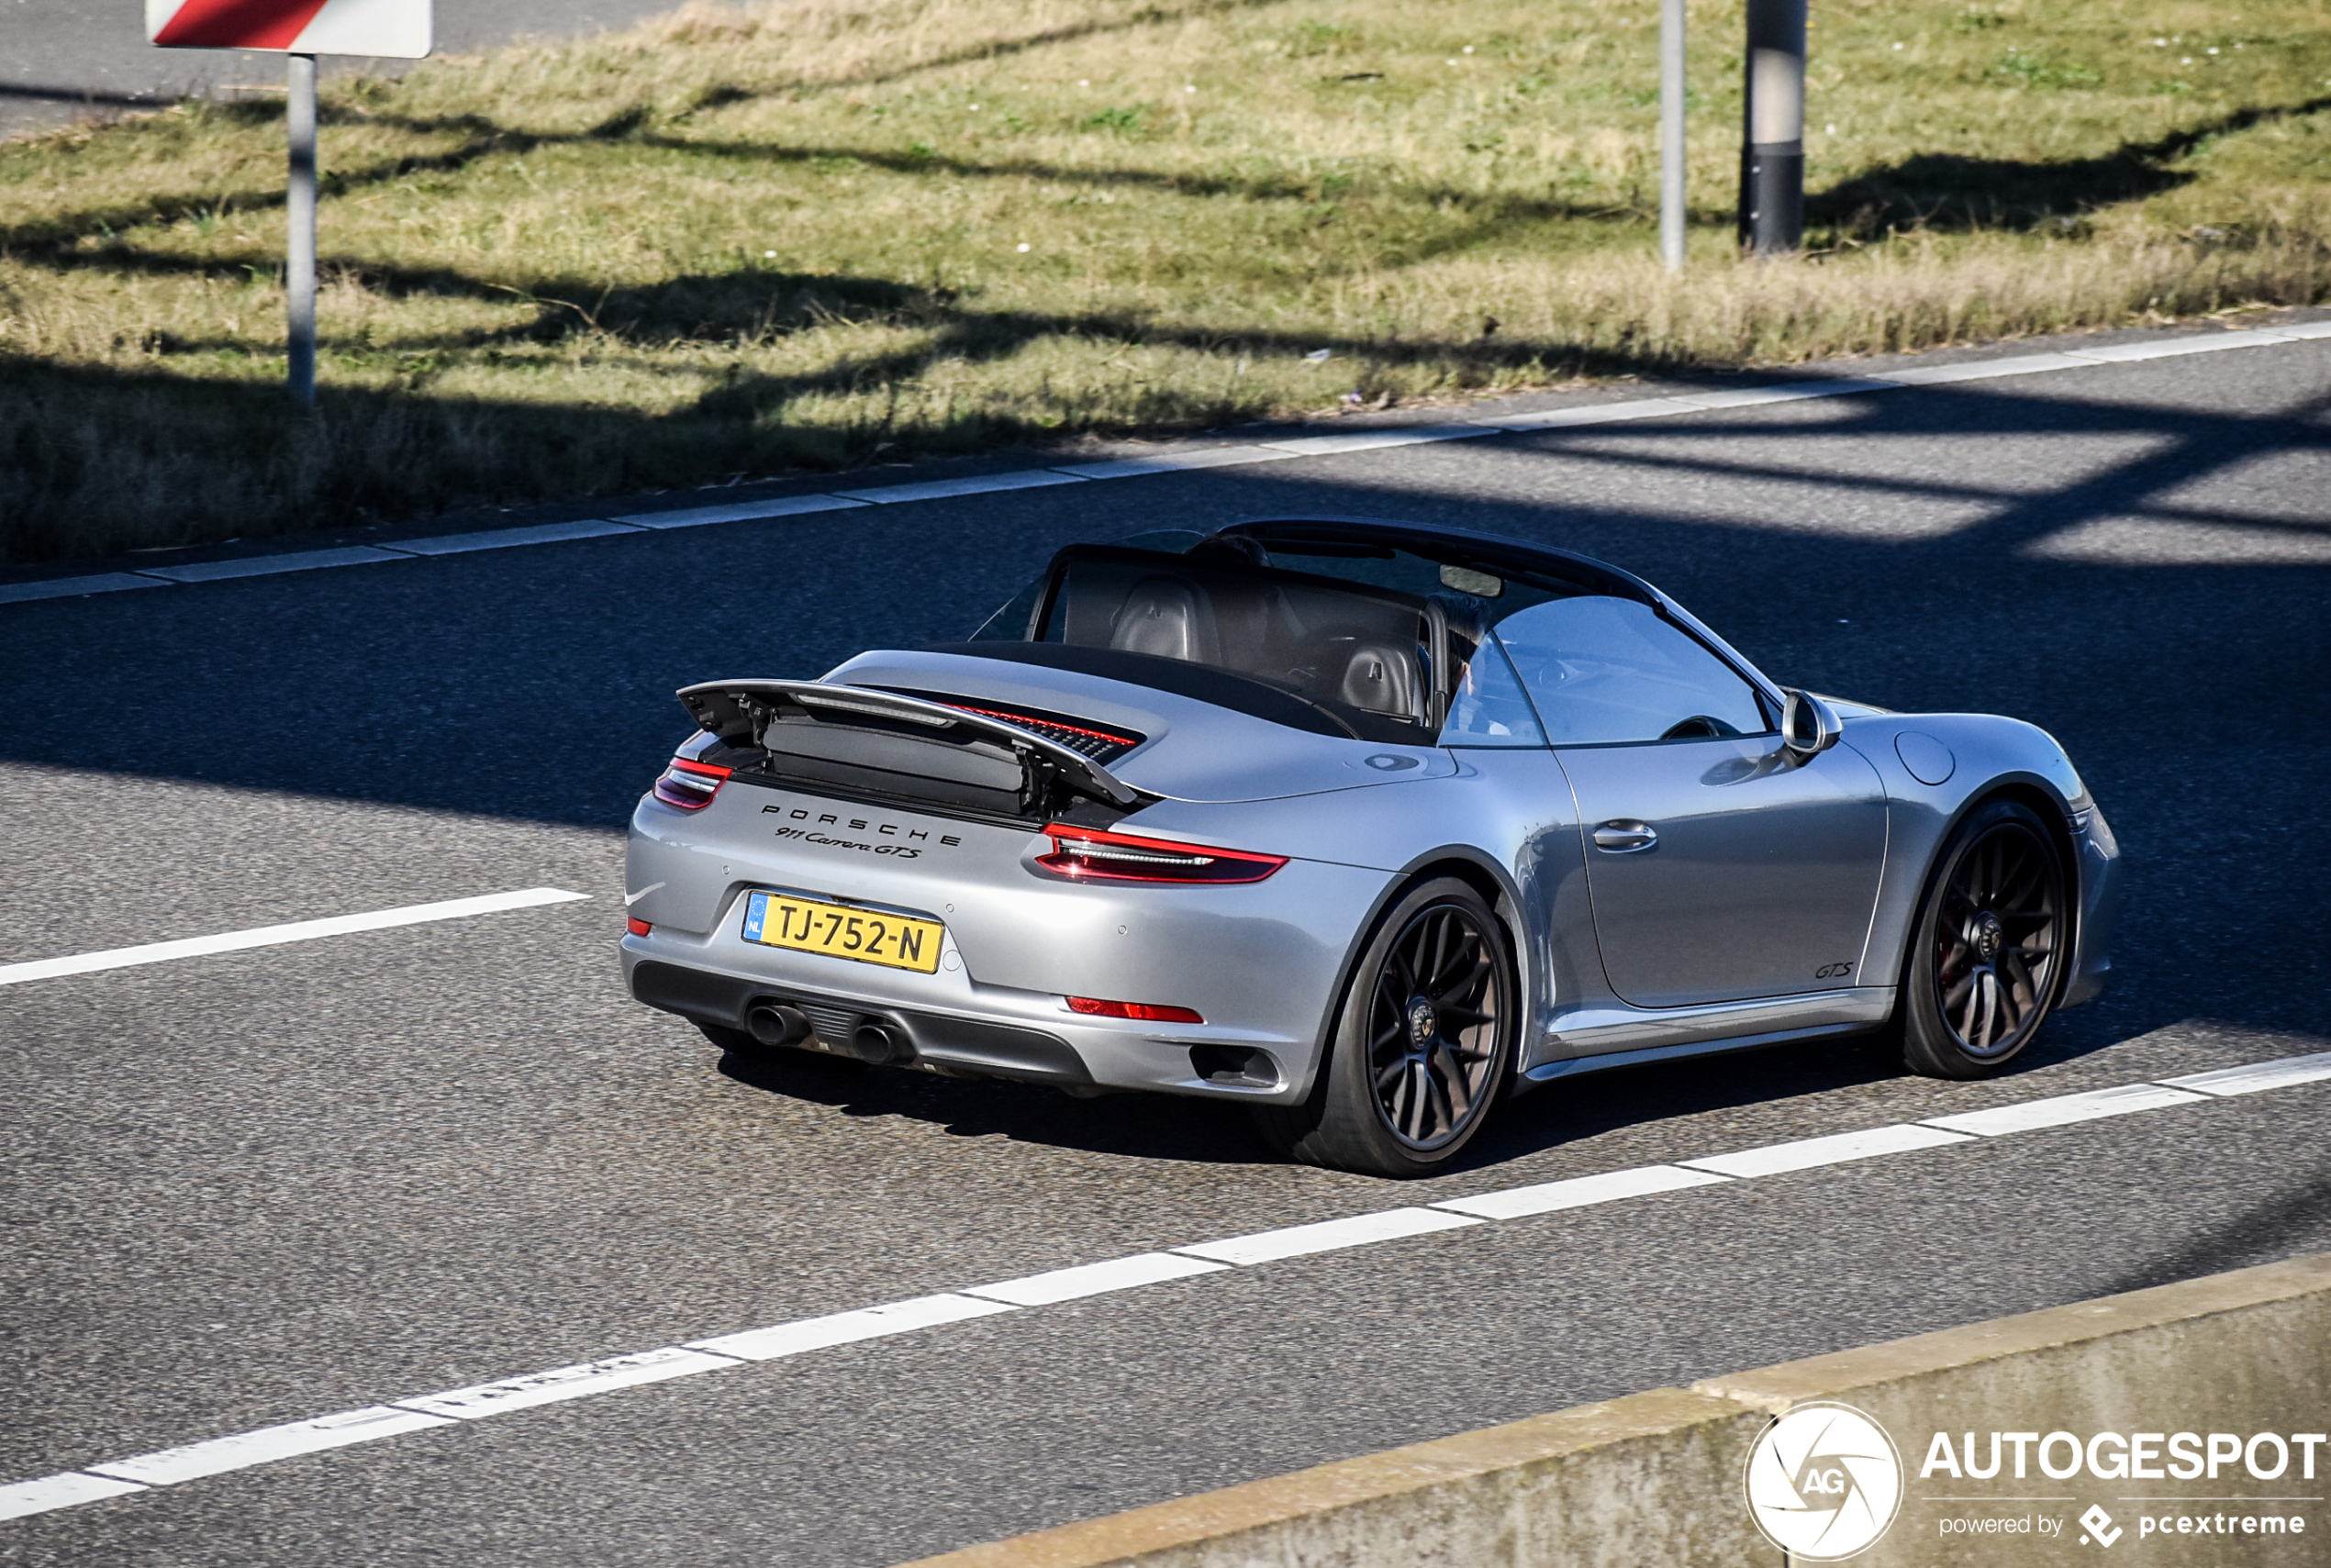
[148,0,431,403]
[1659,0,1687,271]
[1737,0,1807,255]
[285,52,318,406]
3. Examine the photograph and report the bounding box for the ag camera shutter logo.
[1744,1401,1904,1560]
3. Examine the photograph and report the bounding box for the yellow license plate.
[742,891,944,974]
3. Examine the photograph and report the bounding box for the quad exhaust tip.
[746,1001,811,1049]
[850,1020,914,1066]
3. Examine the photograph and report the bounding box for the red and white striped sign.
[147,0,431,58]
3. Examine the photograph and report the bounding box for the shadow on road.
[3,363,2327,1174]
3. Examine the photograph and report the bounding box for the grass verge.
[4,0,2328,563]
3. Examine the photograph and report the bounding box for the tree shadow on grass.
[1811,94,2331,235]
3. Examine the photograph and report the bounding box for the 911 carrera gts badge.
[1814,962,1854,979]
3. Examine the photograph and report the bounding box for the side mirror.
[1780,688,1843,758]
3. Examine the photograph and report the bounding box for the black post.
[287,51,318,404]
[1737,0,1805,254]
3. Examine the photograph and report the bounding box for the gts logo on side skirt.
[1814,962,1855,980]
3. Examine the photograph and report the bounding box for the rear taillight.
[1067,996,1205,1024]
[1037,824,1287,884]
[652,757,731,811]
[626,916,652,938]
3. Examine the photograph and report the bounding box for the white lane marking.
[0,1472,149,1521]
[686,1293,1017,1362]
[1882,352,2097,385]
[1474,395,1702,430]
[5,322,2322,606]
[1258,425,1500,456]
[1679,1122,1974,1179]
[0,887,589,988]
[1667,376,1903,408]
[393,1348,739,1420]
[384,518,642,556]
[1172,1206,1481,1266]
[5,1046,2324,1522]
[1430,1163,1732,1220]
[0,573,170,606]
[2066,328,2296,362]
[963,1251,1229,1307]
[1050,444,1305,479]
[139,546,413,582]
[618,495,869,528]
[2159,1051,2331,1097]
[84,1407,453,1486]
[1920,1083,2206,1137]
[834,470,1087,504]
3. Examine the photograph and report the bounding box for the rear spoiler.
[676,679,1144,811]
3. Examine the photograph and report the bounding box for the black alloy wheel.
[1366,902,1506,1150]
[1253,877,1516,1177]
[1896,798,2069,1079]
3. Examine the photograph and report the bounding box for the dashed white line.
[834,470,1087,504]
[84,1407,454,1487]
[0,887,589,988]
[1430,1162,1731,1220]
[5,1048,2325,1523]
[1171,1206,1481,1265]
[0,1472,149,1522]
[139,546,414,582]
[1920,1082,2206,1137]
[1477,395,1702,430]
[385,518,642,555]
[1679,1122,1974,1178]
[2162,1051,2331,1097]
[686,1293,1018,1362]
[1051,444,1304,478]
[617,495,867,528]
[392,1348,742,1420]
[7,321,2325,607]
[963,1251,1229,1307]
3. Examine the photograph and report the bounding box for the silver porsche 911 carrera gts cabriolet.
[622,517,2119,1177]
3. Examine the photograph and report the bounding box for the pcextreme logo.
[1744,1401,1905,1560]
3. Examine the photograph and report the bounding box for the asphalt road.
[3,336,2328,1565]
[2,0,686,138]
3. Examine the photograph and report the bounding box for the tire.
[1892,798,2070,1079]
[1253,878,1517,1178]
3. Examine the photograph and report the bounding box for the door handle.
[1592,819,1657,853]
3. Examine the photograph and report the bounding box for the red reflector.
[626,916,652,937]
[652,756,731,811]
[1037,824,1287,884]
[1067,996,1206,1024]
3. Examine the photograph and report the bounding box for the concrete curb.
[896,1252,2331,1568]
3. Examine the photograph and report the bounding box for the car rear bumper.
[622,797,1397,1100]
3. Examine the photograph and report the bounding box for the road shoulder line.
[6,321,2323,606]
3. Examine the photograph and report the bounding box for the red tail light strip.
[652,757,731,811]
[1037,823,1287,884]
[1066,996,1206,1024]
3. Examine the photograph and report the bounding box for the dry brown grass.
[4,0,2327,562]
